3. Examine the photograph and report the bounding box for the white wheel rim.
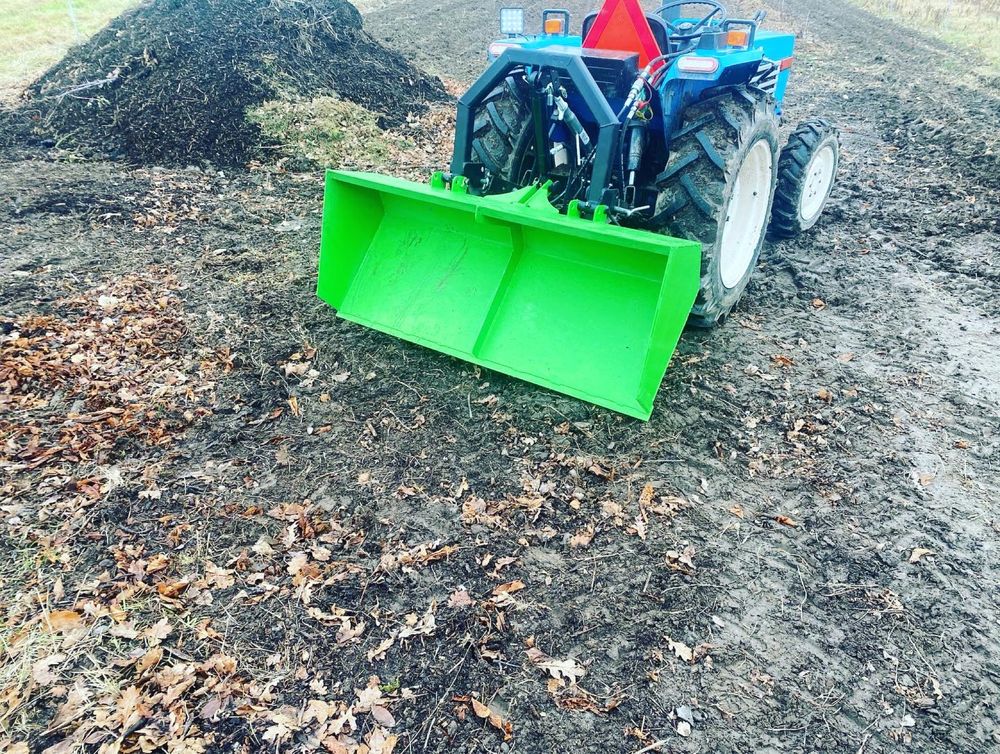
[719,139,773,290]
[800,143,836,222]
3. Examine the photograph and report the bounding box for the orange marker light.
[727,29,749,47]
[545,17,565,34]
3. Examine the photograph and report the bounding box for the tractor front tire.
[651,87,780,328]
[769,119,840,238]
[470,75,536,195]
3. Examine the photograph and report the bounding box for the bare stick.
[631,741,668,754]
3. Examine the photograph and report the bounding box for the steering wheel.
[655,1,725,39]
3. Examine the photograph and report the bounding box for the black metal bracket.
[450,46,622,207]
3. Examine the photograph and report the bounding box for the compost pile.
[17,0,447,165]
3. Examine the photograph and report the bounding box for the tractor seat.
[581,11,671,60]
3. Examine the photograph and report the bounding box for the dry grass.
[850,0,1000,69]
[0,0,137,103]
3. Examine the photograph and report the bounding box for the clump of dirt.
[12,0,448,166]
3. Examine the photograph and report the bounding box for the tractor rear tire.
[769,119,840,238]
[470,75,536,195]
[650,86,780,328]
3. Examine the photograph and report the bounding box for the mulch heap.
[16,0,448,166]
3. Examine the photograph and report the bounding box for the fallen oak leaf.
[336,618,366,645]
[771,354,794,368]
[638,483,655,508]
[525,647,586,684]
[143,618,173,643]
[634,514,647,541]
[471,698,491,719]
[44,610,81,632]
[371,705,396,728]
[397,606,437,639]
[155,579,189,599]
[492,580,525,596]
[448,588,475,608]
[367,636,395,662]
[471,698,513,741]
[569,524,595,549]
[200,695,224,720]
[664,545,696,574]
[32,654,66,685]
[666,637,693,663]
[135,646,163,674]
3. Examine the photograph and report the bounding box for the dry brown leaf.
[492,580,525,595]
[909,547,935,564]
[775,515,798,528]
[200,695,224,720]
[666,637,694,663]
[32,654,66,685]
[45,610,82,632]
[448,588,475,608]
[569,524,595,549]
[155,579,189,599]
[470,698,512,740]
[729,504,745,518]
[638,483,654,508]
[471,698,491,719]
[665,545,696,574]
[146,553,171,573]
[275,445,292,466]
[144,618,173,643]
[771,354,794,368]
[634,514,647,541]
[136,646,163,674]
[287,552,310,576]
[526,647,586,683]
[371,705,396,727]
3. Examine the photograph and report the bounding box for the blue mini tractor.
[318,0,840,419]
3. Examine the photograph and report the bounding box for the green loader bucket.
[317,170,701,420]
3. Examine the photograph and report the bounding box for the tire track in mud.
[744,1,1000,751]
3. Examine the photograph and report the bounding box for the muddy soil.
[2,1,998,753]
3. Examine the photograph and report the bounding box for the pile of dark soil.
[11,0,448,166]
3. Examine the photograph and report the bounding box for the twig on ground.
[631,740,668,754]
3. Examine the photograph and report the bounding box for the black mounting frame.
[449,46,622,208]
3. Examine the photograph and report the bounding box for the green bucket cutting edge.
[317,169,701,420]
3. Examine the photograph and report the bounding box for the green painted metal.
[317,169,701,420]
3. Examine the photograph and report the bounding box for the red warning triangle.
[583,0,663,69]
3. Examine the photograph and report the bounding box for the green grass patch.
[249,96,406,168]
[849,0,1000,71]
[0,0,137,102]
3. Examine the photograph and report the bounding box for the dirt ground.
[2,1,999,753]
